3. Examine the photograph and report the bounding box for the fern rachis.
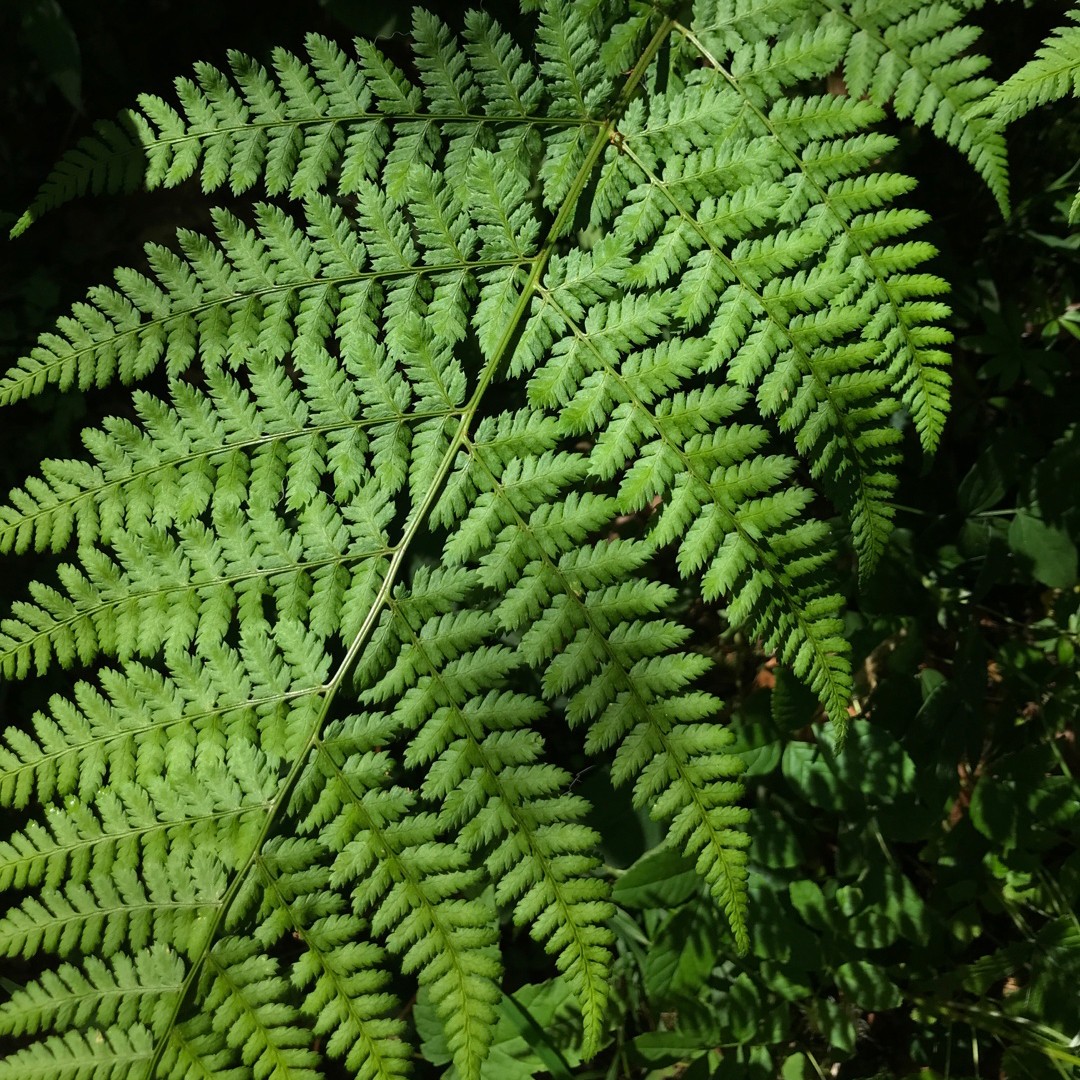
[0,1,1012,1076]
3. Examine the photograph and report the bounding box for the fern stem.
[125,110,601,154]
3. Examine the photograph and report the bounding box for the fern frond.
[835,0,1008,214]
[9,20,565,239]
[976,7,1080,222]
[0,853,224,961]
[196,934,322,1079]
[0,944,181,1037]
[979,9,1080,126]
[696,0,1008,213]
[0,2,958,1075]
[307,737,503,1078]
[0,1024,156,1080]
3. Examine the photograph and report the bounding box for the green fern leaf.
[0,3,961,1076]
[976,6,1080,223]
[978,8,1080,126]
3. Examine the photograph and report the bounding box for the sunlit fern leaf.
[0,1,965,1076]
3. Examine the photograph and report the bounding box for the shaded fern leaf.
[978,7,1080,126]
[0,2,957,1077]
[975,6,1080,223]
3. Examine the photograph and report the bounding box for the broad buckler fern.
[0,1,1004,1076]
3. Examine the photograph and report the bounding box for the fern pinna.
[0,0,990,1076]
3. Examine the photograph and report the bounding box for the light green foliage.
[693,0,1008,213]
[0,0,1018,1076]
